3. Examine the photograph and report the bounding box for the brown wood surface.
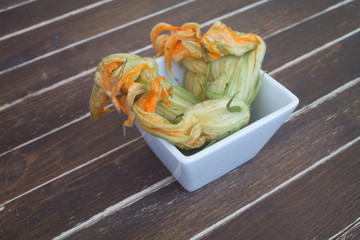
[0,0,183,71]
[0,0,262,106]
[0,0,359,239]
[0,0,99,37]
[1,0,356,205]
[0,0,351,166]
[69,82,360,240]
[204,142,360,240]
[337,221,360,240]
[1,30,359,239]
[0,0,339,106]
[0,0,29,10]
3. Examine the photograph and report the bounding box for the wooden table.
[1,0,359,239]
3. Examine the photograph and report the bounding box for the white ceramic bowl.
[136,57,299,191]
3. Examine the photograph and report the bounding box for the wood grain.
[1,1,359,239]
[0,0,29,10]
[0,112,142,202]
[1,39,358,239]
[67,79,360,240]
[1,0,358,215]
[203,142,360,240]
[274,32,360,109]
[0,0,184,71]
[0,0,353,155]
[263,0,360,72]
[0,0,99,37]
[0,139,170,239]
[337,221,360,240]
[0,0,338,106]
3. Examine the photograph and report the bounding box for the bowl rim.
[145,66,299,163]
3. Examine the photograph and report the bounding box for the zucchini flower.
[202,21,260,59]
[134,97,250,150]
[89,54,198,131]
[89,53,251,150]
[89,54,152,128]
[90,21,266,150]
[151,21,266,104]
[151,22,208,100]
[151,22,204,76]
[202,21,266,105]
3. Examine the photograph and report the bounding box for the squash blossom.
[151,21,266,105]
[135,97,249,150]
[151,22,208,100]
[89,21,266,150]
[89,53,250,149]
[89,54,198,128]
[202,21,266,105]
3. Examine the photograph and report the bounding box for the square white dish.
[136,57,299,191]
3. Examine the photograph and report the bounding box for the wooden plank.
[219,0,342,37]
[0,0,29,10]
[262,0,360,72]
[0,0,257,71]
[273,34,360,109]
[0,0,341,106]
[337,221,360,240]
[0,112,142,203]
[54,75,360,240]
[0,139,171,240]
[0,0,187,106]
[0,1,359,207]
[201,142,360,240]
[1,35,358,239]
[0,0,185,71]
[0,0,353,154]
[0,0,272,153]
[0,0,99,37]
[0,73,97,154]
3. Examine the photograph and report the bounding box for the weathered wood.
[1,4,359,214]
[64,78,360,240]
[1,51,358,239]
[337,221,360,240]
[0,0,340,106]
[0,0,257,73]
[0,139,171,240]
[0,0,28,10]
[202,142,360,240]
[0,73,95,154]
[0,112,142,203]
[0,0,98,37]
[273,32,360,109]
[263,0,360,72]
[0,0,184,71]
[1,0,355,155]
[1,1,359,239]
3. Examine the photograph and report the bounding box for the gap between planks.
[1,21,359,159]
[1,74,358,213]
[0,0,114,41]
[328,217,360,240]
[0,0,270,112]
[0,0,273,156]
[0,0,358,221]
[0,26,359,207]
[53,176,176,240]
[264,0,354,39]
[189,137,360,240]
[0,0,38,14]
[0,135,144,208]
[0,0,353,113]
[0,0,197,76]
[52,137,360,239]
